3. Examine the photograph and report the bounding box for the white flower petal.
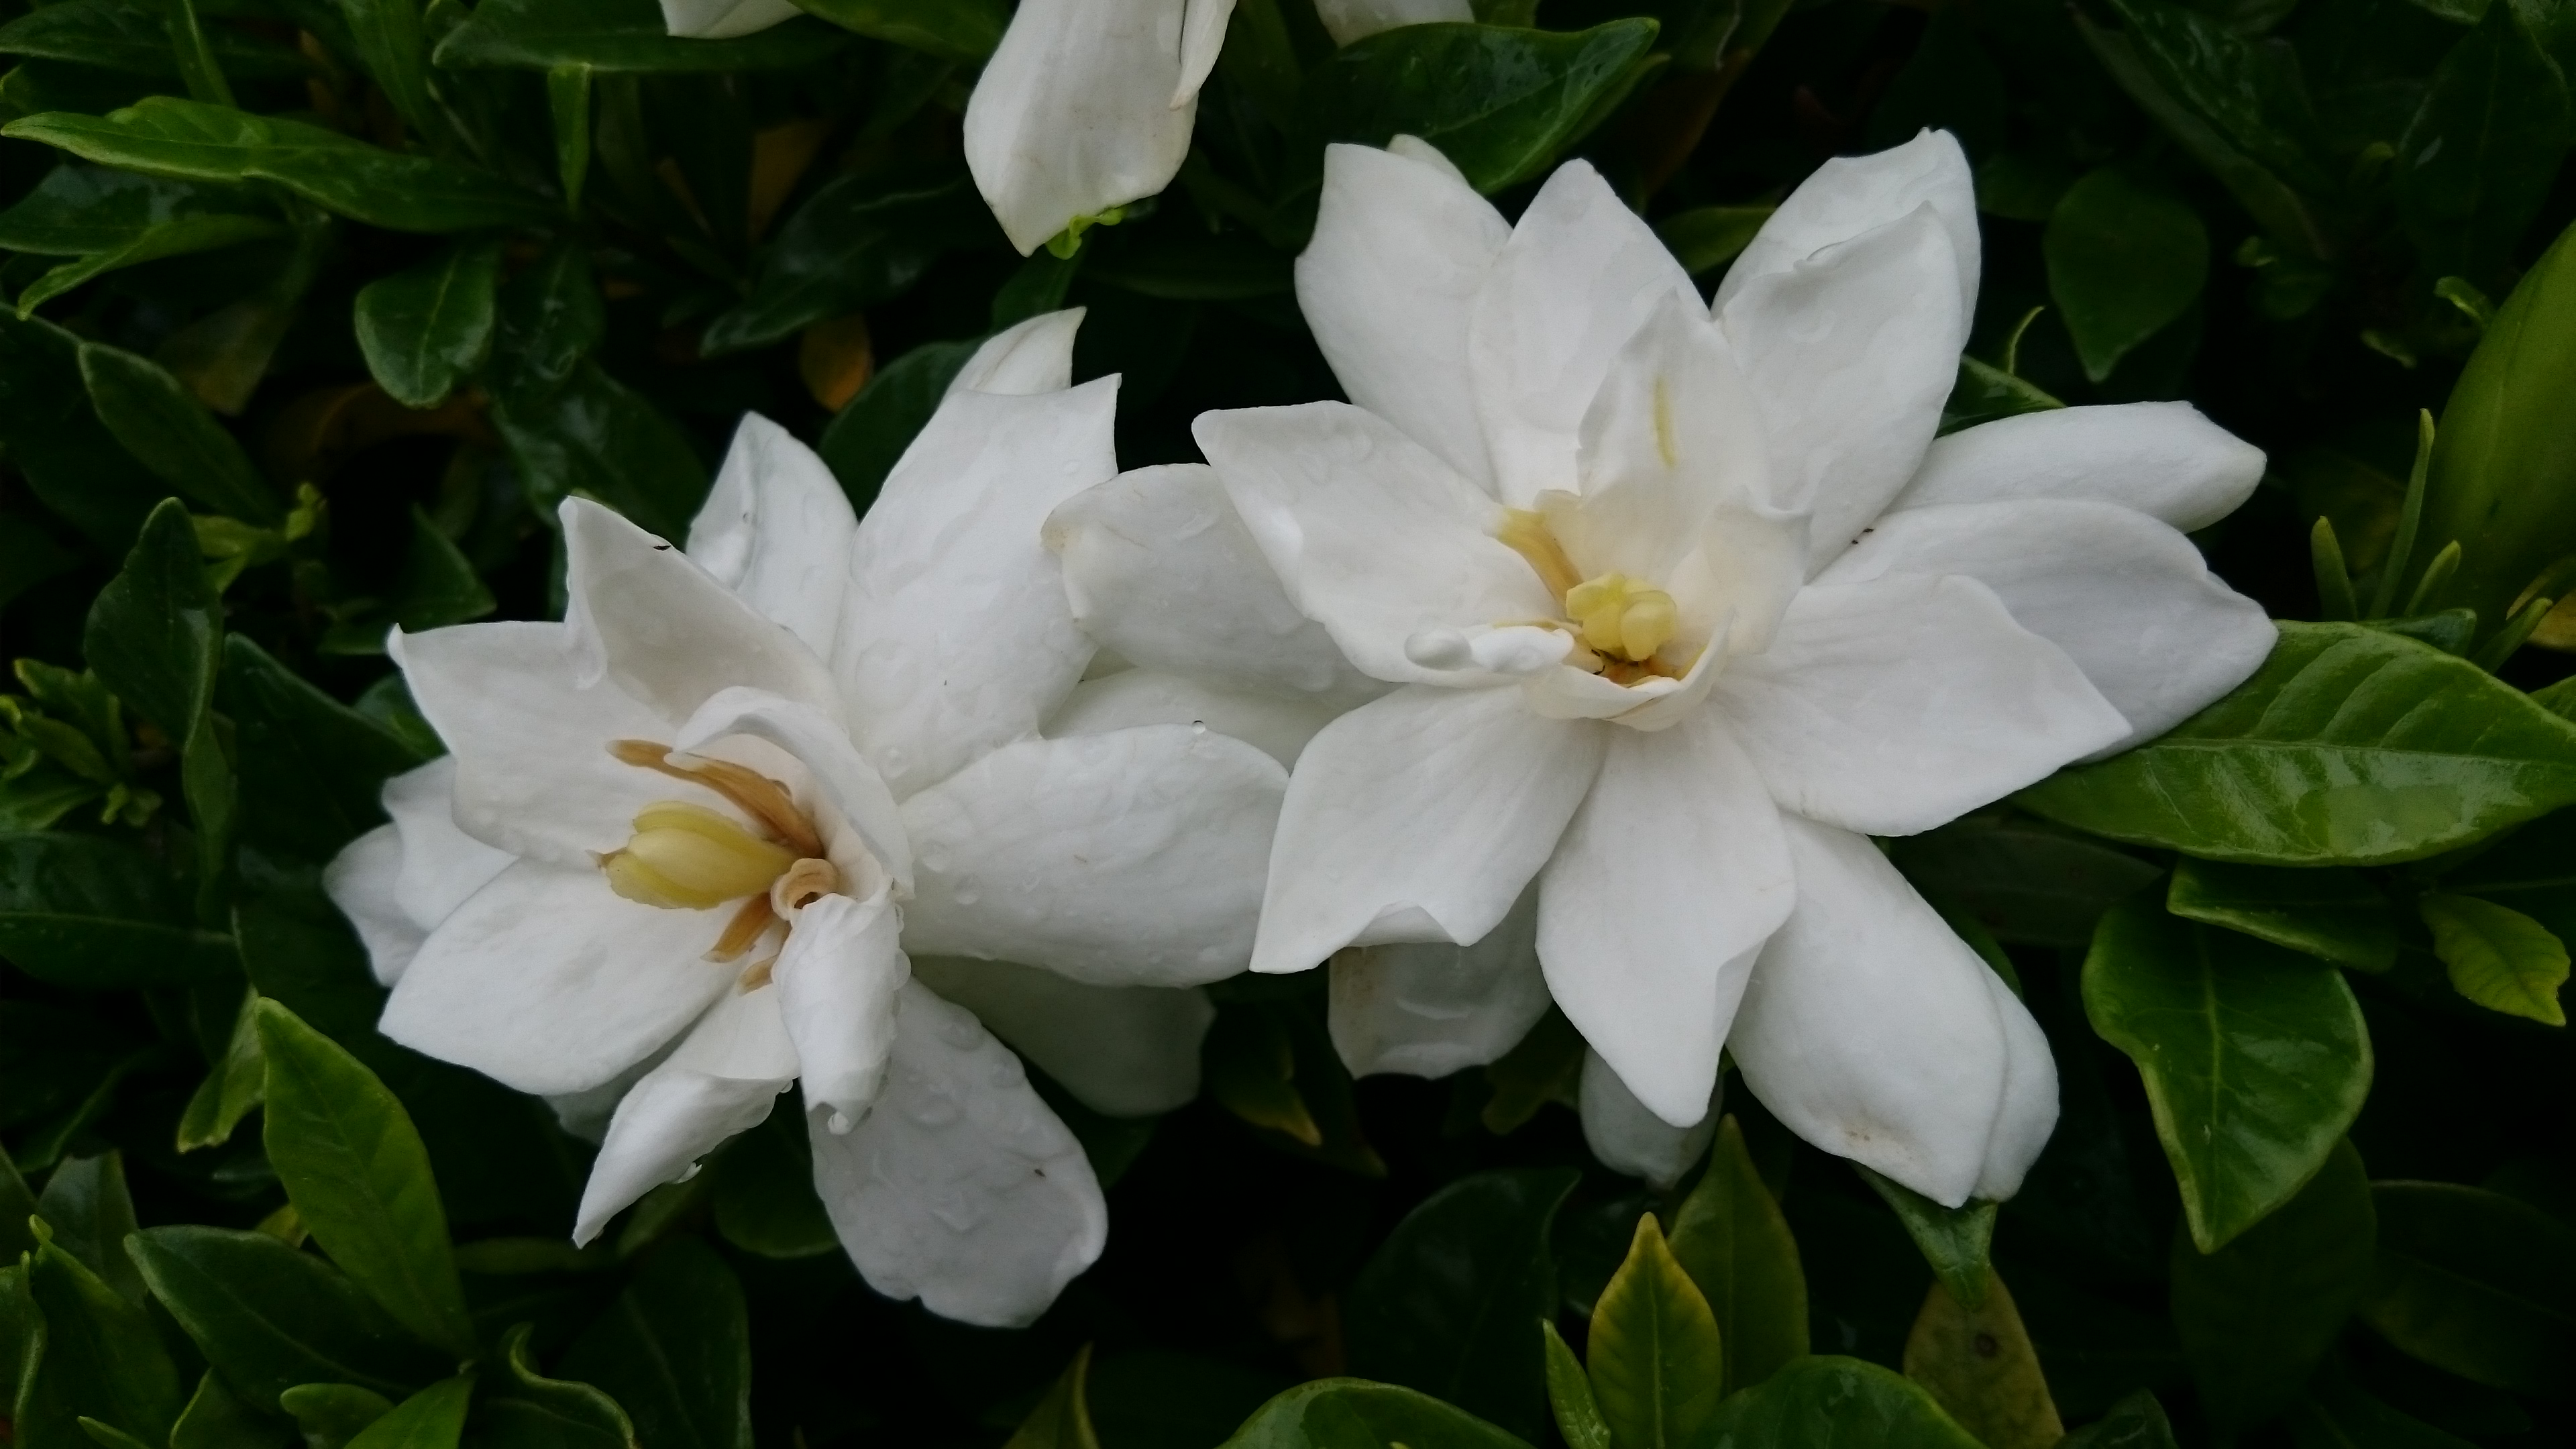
[1537,712,1792,1127]
[570,985,798,1245]
[1045,668,1342,770]
[1714,575,2129,837]
[912,956,1213,1117]
[559,498,844,725]
[687,414,859,661]
[1468,160,1699,507]
[1252,684,1603,973]
[1296,143,1511,492]
[1890,402,2267,533]
[1313,0,1471,44]
[382,757,513,934]
[1729,816,2017,1207]
[1580,1049,1719,1191]
[1328,885,1546,1079]
[837,380,1117,797]
[1717,207,1962,574]
[381,860,734,1096]
[899,726,1286,987]
[1045,464,1385,706]
[950,309,1085,398]
[394,621,690,868]
[775,887,910,1133]
[1817,499,2276,751]
[673,686,914,894]
[1714,129,1979,349]
[1173,0,1236,105]
[1197,403,1552,685]
[324,824,421,987]
[659,0,798,38]
[963,0,1201,254]
[1974,967,2059,1201]
[809,981,1106,1328]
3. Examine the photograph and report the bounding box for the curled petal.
[951,309,1085,398]
[1715,128,1980,351]
[1580,1049,1719,1191]
[325,824,419,988]
[1888,402,2265,533]
[1328,886,1547,1079]
[674,686,913,895]
[963,0,1203,254]
[913,956,1214,1118]
[776,887,910,1133]
[687,414,859,661]
[571,985,798,1244]
[1313,0,1472,45]
[659,0,799,38]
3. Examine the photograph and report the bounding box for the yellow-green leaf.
[1666,1116,1807,1394]
[1540,1322,1609,1449]
[1587,1214,1723,1449]
[1005,1345,1100,1449]
[1902,1271,2064,1449]
[2419,892,2569,1025]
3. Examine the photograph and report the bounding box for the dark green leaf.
[1540,1322,1608,1449]
[1219,1379,1533,1449]
[2397,3,2571,290]
[482,1323,636,1449]
[2023,623,2576,865]
[327,0,439,142]
[707,1109,837,1260]
[0,0,307,81]
[701,172,994,355]
[2359,1181,2576,1395]
[355,238,503,409]
[1298,21,1663,195]
[784,0,1004,60]
[1666,1116,1805,1393]
[168,1370,282,1449]
[0,833,237,987]
[2084,900,2371,1251]
[560,1238,751,1449]
[22,1236,186,1444]
[222,635,426,861]
[0,1143,36,1262]
[488,360,707,537]
[1697,1354,1982,1448]
[2166,858,2398,971]
[0,313,165,551]
[1654,205,1773,278]
[2169,1138,2375,1434]
[78,345,277,523]
[343,1377,471,1449]
[279,1384,394,1449]
[254,998,477,1360]
[3,99,557,232]
[1901,1273,2063,1449]
[2045,168,2210,383]
[1856,1166,1996,1309]
[1585,1213,1722,1449]
[2287,1368,2476,1449]
[2418,891,2569,1023]
[815,337,977,510]
[0,165,285,312]
[1937,356,2065,436]
[33,1155,140,1304]
[1892,815,2159,948]
[2434,804,2576,945]
[486,238,603,398]
[125,1225,445,1410]
[2057,1391,2178,1449]
[1342,1167,1578,1442]
[1083,228,1290,303]
[433,0,847,71]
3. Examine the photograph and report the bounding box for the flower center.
[1495,509,1681,685]
[594,740,839,977]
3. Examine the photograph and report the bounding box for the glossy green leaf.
[126,1225,443,1410]
[701,172,993,355]
[2434,805,2576,946]
[2169,1139,2375,1435]
[2418,891,2569,1024]
[1654,205,1773,277]
[344,1377,472,1449]
[816,336,977,509]
[1698,1354,1982,1448]
[488,361,706,537]
[254,999,476,1360]
[0,313,162,550]
[2085,900,2371,1250]
[23,1237,186,1445]
[0,832,237,986]
[222,635,426,862]
[482,1323,635,1449]
[1856,1166,1996,1308]
[1666,1116,1805,1393]
[1298,21,1662,194]
[1539,1322,1608,1449]
[707,1109,836,1260]
[2359,1181,2576,1395]
[785,0,1004,60]
[78,345,276,523]
[328,0,439,141]
[3,99,555,233]
[2421,218,2576,639]
[2045,167,2209,382]
[2023,623,2576,865]
[355,238,502,409]
[2166,859,2398,971]
[83,496,233,902]
[1892,815,2159,948]
[280,1384,394,1449]
[486,239,604,398]
[1937,356,2065,436]
[168,1370,277,1449]
[1902,1273,2063,1449]
[0,165,285,313]
[2057,1391,2179,1449]
[0,0,307,81]
[434,0,847,71]
[2398,3,2571,290]
[1585,1213,1722,1449]
[560,1238,751,1449]
[1004,1346,1101,1449]
[1219,1379,1534,1449]
[0,1144,36,1262]
[34,1155,140,1305]
[1342,1167,1577,1442]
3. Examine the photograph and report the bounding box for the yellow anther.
[1496,508,1583,604]
[600,801,797,910]
[1565,573,1678,663]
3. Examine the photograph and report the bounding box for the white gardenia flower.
[1313,0,1472,46]
[1188,131,2277,1206]
[326,312,1287,1326]
[659,0,801,40]
[963,0,1240,255]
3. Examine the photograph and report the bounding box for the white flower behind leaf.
[1187,131,2275,1206]
[326,313,1287,1326]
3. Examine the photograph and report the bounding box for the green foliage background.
[0,0,2572,1445]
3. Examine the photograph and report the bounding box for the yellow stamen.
[1496,509,1583,604]
[608,741,824,858]
[599,801,796,910]
[1564,573,1678,663]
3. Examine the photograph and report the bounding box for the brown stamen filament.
[737,954,777,991]
[706,894,777,963]
[609,739,824,857]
